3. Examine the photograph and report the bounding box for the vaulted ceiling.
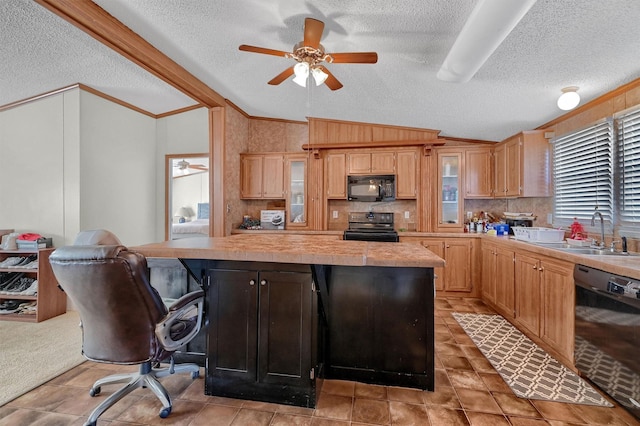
[3,0,640,141]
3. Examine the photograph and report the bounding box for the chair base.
[84,359,200,426]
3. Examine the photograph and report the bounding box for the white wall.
[0,93,69,243]
[78,91,157,246]
[155,108,209,240]
[0,89,205,247]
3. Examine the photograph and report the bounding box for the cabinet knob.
[260,279,267,286]
[532,264,537,270]
[249,279,256,286]
[538,267,544,272]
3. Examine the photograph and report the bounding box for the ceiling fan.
[239,18,378,90]
[173,159,208,177]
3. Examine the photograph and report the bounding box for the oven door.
[343,230,399,242]
[575,280,640,419]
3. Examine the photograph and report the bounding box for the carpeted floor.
[453,312,612,407]
[0,310,84,406]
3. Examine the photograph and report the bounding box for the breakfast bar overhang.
[134,234,445,408]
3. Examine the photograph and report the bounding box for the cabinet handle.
[260,279,267,286]
[249,279,255,286]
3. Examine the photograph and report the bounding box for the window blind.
[552,120,613,224]
[616,107,640,224]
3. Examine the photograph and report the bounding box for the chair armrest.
[155,290,204,352]
[168,290,204,312]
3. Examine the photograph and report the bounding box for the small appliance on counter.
[503,212,536,235]
[260,210,285,230]
[343,212,399,242]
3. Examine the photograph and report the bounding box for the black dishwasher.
[574,264,640,420]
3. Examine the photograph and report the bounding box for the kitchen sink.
[531,242,638,256]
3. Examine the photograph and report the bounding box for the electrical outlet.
[333,210,338,219]
[404,211,410,219]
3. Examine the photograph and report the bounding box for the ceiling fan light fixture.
[311,67,328,86]
[293,62,309,87]
[437,0,537,83]
[557,86,580,110]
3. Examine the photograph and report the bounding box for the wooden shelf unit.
[0,248,66,322]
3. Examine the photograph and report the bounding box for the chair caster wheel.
[191,371,199,379]
[159,406,172,418]
[89,387,101,397]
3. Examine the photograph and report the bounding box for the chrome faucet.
[590,210,605,249]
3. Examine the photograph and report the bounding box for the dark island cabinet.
[326,265,435,390]
[205,261,322,408]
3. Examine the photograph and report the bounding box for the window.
[552,120,613,227]
[616,107,640,229]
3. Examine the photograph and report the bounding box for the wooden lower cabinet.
[420,238,473,294]
[494,247,515,318]
[482,242,515,318]
[514,252,575,364]
[540,258,575,362]
[515,252,542,335]
[205,262,320,408]
[481,243,496,303]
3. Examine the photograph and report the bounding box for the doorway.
[165,154,210,240]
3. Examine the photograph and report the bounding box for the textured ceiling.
[3,0,640,141]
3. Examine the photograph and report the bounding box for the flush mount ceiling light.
[437,0,537,83]
[557,86,580,110]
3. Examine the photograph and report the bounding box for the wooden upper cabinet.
[494,143,507,197]
[371,151,395,174]
[325,152,347,199]
[504,137,521,197]
[494,130,550,198]
[347,151,395,174]
[396,149,418,198]
[347,153,372,174]
[241,155,263,199]
[464,147,493,198]
[240,153,284,199]
[262,155,285,198]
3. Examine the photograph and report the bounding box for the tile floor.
[1,298,638,425]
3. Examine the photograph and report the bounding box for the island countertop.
[134,234,445,268]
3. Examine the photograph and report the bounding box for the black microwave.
[347,175,395,202]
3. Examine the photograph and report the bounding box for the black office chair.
[49,230,204,426]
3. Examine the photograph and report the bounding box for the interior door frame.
[165,153,210,241]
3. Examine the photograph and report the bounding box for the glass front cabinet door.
[435,150,463,231]
[285,155,307,228]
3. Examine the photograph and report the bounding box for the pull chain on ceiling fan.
[239,18,378,90]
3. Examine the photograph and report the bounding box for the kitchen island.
[134,234,444,408]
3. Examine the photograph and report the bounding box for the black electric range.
[343,212,399,242]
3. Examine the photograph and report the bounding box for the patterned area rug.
[453,313,612,406]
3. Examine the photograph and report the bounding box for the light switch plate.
[404,211,410,219]
[333,210,338,219]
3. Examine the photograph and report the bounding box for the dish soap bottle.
[570,218,585,240]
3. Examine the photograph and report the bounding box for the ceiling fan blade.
[239,44,290,58]
[317,66,343,91]
[303,18,324,49]
[328,52,378,64]
[190,165,208,171]
[268,67,295,85]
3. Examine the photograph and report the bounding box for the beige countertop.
[134,234,445,268]
[483,235,640,280]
